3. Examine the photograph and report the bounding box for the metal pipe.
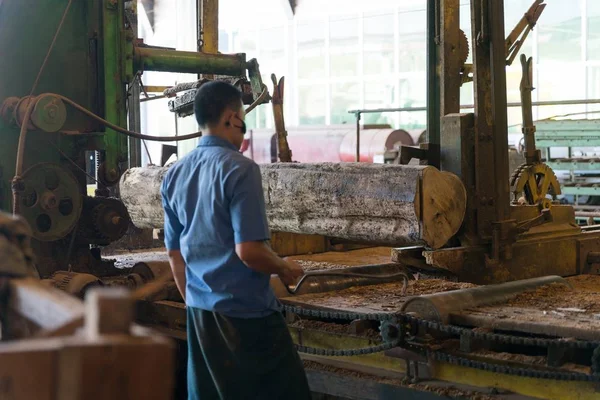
[426,0,441,168]
[401,275,570,324]
[355,112,361,162]
[348,98,600,116]
[271,263,409,298]
[134,47,246,76]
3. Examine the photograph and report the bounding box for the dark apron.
[187,307,311,400]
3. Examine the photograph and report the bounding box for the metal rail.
[348,98,600,163]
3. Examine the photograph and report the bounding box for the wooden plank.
[56,336,174,400]
[8,278,84,331]
[0,339,61,400]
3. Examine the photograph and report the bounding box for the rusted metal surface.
[271,74,293,162]
[440,0,461,116]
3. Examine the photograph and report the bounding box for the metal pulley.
[1,94,67,132]
[19,163,83,241]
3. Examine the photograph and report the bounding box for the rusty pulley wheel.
[19,163,83,241]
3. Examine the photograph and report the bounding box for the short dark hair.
[194,81,243,127]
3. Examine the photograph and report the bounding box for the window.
[331,82,360,124]
[299,84,327,124]
[398,6,426,73]
[588,2,600,60]
[537,64,585,101]
[537,1,582,63]
[363,81,395,125]
[297,19,326,80]
[259,26,285,75]
[330,14,360,78]
[363,11,395,76]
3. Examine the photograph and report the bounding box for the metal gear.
[91,200,129,242]
[510,163,561,206]
[19,163,83,241]
[458,29,470,65]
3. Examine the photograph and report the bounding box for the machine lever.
[285,271,410,296]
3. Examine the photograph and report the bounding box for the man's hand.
[278,258,305,286]
[236,241,305,285]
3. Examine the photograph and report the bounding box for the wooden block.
[0,339,61,400]
[85,288,132,339]
[57,337,174,400]
[8,278,84,332]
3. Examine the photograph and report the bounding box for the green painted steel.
[102,0,128,181]
[0,0,103,212]
[134,47,246,76]
[547,160,600,171]
[561,186,600,196]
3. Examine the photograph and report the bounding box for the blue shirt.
[160,135,280,318]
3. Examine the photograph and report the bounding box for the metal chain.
[401,314,600,350]
[285,304,600,377]
[295,340,399,357]
[430,351,600,382]
[283,305,396,322]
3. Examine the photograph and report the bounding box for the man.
[161,81,311,400]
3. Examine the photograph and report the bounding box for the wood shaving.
[506,275,600,314]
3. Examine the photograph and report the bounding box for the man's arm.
[230,163,304,286]
[161,178,186,299]
[167,249,186,300]
[236,241,303,285]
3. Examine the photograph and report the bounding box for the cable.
[28,0,73,99]
[53,93,204,142]
[45,138,99,184]
[245,85,269,114]
[14,0,73,215]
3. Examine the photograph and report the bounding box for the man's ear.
[224,110,236,126]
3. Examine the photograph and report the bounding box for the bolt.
[107,168,118,181]
[45,104,58,119]
[40,192,58,211]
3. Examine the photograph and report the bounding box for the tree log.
[120,163,466,249]
[120,166,169,232]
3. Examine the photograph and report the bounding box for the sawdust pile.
[507,275,600,313]
[289,319,381,340]
[303,361,497,400]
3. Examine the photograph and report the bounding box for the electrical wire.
[14,0,73,215]
[45,138,99,184]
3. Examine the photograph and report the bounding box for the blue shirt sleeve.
[230,163,271,244]
[161,178,184,250]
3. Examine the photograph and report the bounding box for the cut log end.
[415,167,467,249]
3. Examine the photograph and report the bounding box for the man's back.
[161,135,279,318]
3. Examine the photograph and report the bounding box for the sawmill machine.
[0,0,268,282]
[120,1,600,398]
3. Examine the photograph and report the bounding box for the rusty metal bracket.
[399,144,431,165]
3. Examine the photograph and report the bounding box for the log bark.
[120,166,169,232]
[120,163,466,249]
